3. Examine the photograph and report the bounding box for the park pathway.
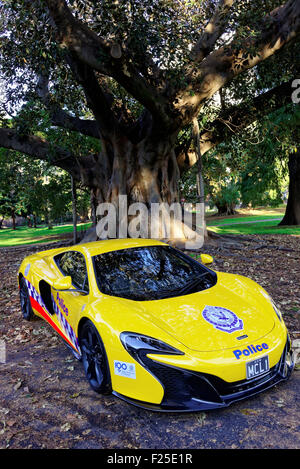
[208,217,282,226]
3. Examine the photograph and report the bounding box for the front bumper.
[113,338,294,412]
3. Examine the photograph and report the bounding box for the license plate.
[246,355,269,380]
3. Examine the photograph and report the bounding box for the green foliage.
[0,148,29,222]
[240,159,284,208]
[179,165,199,203]
[179,103,299,212]
[0,0,299,223]
[237,105,300,207]
[205,105,300,210]
[11,102,101,160]
[0,0,298,120]
[211,181,240,215]
[0,147,82,225]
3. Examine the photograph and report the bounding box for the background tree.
[0,148,29,229]
[179,104,300,215]
[0,145,91,229]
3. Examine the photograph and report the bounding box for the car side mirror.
[53,276,72,291]
[53,276,88,295]
[199,254,214,265]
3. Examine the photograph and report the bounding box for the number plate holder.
[246,355,269,380]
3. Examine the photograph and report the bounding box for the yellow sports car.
[18,239,294,411]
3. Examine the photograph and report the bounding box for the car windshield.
[93,245,217,301]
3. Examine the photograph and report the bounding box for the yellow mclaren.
[18,239,294,411]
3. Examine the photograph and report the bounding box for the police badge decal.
[202,306,244,333]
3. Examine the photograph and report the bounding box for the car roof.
[77,238,167,257]
[33,238,168,263]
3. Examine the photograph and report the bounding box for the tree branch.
[64,54,118,138]
[178,0,300,127]
[202,78,299,151]
[177,78,298,171]
[190,0,235,63]
[0,127,82,179]
[44,0,169,126]
[50,107,100,139]
[36,73,100,139]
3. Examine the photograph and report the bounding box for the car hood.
[137,272,275,352]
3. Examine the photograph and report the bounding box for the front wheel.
[79,320,112,395]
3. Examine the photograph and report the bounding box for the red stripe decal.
[30,297,77,351]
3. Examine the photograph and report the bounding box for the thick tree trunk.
[279,151,300,226]
[107,137,180,207]
[192,118,205,205]
[80,131,204,247]
[215,203,236,217]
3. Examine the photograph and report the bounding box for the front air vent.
[236,334,248,340]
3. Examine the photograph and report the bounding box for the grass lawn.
[205,206,300,235]
[207,217,300,235]
[206,214,283,226]
[206,205,285,220]
[207,219,300,235]
[0,206,299,246]
[0,222,92,247]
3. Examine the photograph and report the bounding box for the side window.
[55,251,89,292]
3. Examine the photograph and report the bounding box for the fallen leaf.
[13,380,22,391]
[60,422,71,432]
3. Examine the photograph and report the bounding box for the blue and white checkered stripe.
[25,278,80,353]
[25,279,48,312]
[52,295,80,351]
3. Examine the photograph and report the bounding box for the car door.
[52,251,89,352]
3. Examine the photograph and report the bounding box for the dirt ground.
[0,234,299,449]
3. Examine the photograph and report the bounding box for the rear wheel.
[79,320,112,395]
[19,277,34,321]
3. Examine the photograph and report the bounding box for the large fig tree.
[0,0,299,238]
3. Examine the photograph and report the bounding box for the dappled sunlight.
[0,223,92,247]
[208,220,300,236]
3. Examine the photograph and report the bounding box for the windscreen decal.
[202,305,244,333]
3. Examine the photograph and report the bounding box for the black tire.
[79,320,112,395]
[19,277,34,321]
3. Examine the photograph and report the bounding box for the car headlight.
[120,332,184,364]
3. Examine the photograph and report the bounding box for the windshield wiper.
[151,271,212,299]
[108,271,212,300]
[173,272,212,296]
